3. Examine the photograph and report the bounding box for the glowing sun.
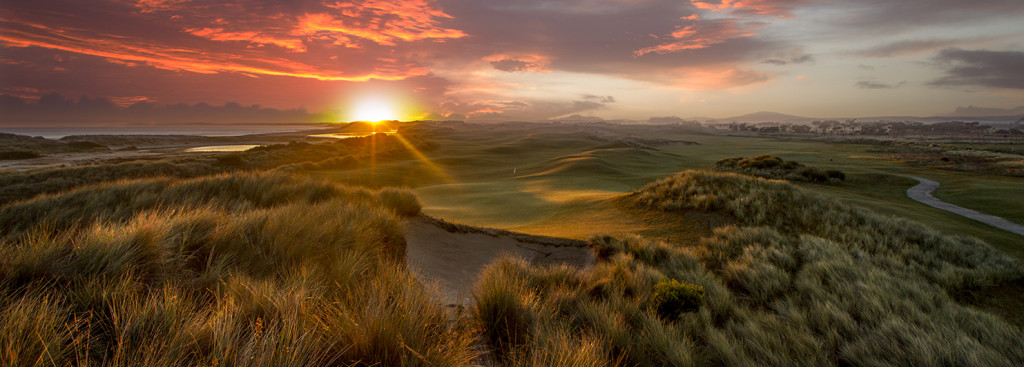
[350,97,400,122]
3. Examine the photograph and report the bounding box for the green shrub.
[714,155,843,184]
[798,168,828,183]
[825,170,846,181]
[651,278,704,318]
[66,141,108,151]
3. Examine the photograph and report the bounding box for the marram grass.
[2,169,1022,366]
[471,170,1024,366]
[0,172,473,366]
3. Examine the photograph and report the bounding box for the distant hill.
[0,133,109,154]
[697,110,1024,125]
[730,111,811,122]
[709,111,817,124]
[949,105,1024,117]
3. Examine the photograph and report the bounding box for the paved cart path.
[907,176,1024,237]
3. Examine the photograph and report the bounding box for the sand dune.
[404,215,594,305]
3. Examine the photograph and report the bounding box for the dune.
[404,215,594,305]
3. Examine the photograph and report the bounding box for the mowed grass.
[471,171,1024,366]
[313,124,1024,259]
[0,172,477,366]
[314,125,695,237]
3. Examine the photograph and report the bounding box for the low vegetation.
[714,154,845,183]
[0,172,476,365]
[872,142,1024,177]
[651,278,704,318]
[0,133,428,206]
[472,170,1023,365]
[0,133,108,154]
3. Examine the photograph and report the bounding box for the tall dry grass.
[472,170,1024,366]
[0,172,473,366]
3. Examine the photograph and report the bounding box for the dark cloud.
[490,59,533,72]
[855,81,905,89]
[930,48,1024,89]
[760,53,814,65]
[857,64,875,71]
[581,94,615,103]
[436,0,783,86]
[825,0,1024,32]
[850,38,966,58]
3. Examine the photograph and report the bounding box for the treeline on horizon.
[724,119,1024,138]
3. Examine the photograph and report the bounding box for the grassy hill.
[473,171,1024,365]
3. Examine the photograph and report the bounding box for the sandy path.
[907,176,1024,237]
[404,215,593,305]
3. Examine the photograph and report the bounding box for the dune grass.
[471,170,1024,366]
[4,121,1023,365]
[0,172,476,366]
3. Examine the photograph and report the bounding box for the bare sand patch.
[404,215,593,305]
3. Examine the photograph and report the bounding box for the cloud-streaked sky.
[1,0,1022,123]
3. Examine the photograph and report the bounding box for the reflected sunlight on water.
[184,144,263,152]
[309,131,398,139]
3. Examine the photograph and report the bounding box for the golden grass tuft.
[0,172,474,366]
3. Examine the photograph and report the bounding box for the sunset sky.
[2,0,1023,124]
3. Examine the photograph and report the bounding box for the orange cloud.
[635,18,757,56]
[0,19,425,81]
[108,95,158,107]
[187,28,307,52]
[1,0,467,82]
[134,0,188,13]
[692,0,819,18]
[468,107,503,116]
[296,0,466,47]
[670,67,773,89]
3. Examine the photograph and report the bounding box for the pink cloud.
[692,0,821,18]
[635,18,758,56]
[1,1,466,82]
[295,1,466,47]
[186,28,307,52]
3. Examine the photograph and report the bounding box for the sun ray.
[390,132,453,183]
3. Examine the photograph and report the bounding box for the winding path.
[907,177,1024,237]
